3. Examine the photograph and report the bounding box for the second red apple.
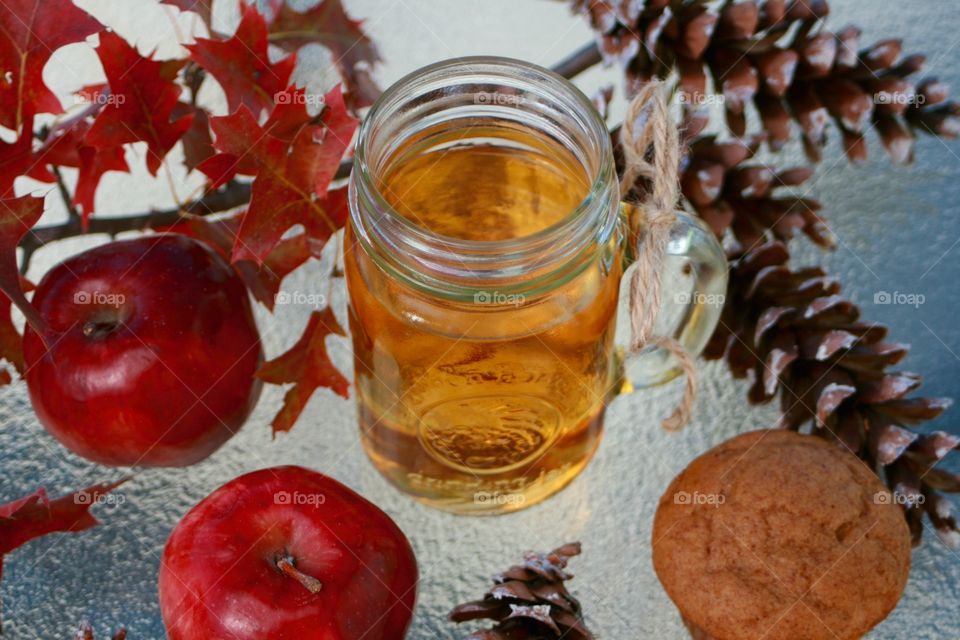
[22,234,262,467]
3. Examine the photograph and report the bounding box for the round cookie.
[652,429,911,640]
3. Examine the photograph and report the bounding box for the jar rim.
[349,56,620,300]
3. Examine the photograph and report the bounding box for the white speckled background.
[1,1,958,638]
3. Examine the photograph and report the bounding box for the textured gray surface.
[1,0,959,638]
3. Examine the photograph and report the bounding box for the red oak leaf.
[160,0,212,25]
[86,32,193,176]
[0,195,46,334]
[233,126,351,264]
[188,4,296,117]
[32,115,130,223]
[74,146,129,218]
[304,85,356,194]
[0,480,125,590]
[31,116,93,172]
[0,481,124,555]
[1,481,125,631]
[264,86,324,141]
[267,0,381,107]
[196,84,327,187]
[165,214,312,310]
[0,296,22,384]
[0,273,30,384]
[200,85,357,265]
[257,306,349,434]
[174,103,216,172]
[196,153,241,190]
[196,105,262,187]
[197,100,264,180]
[75,83,108,103]
[0,0,102,131]
[0,120,34,197]
[249,233,313,308]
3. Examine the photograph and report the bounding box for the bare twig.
[21,182,252,253]
[51,166,81,223]
[551,41,602,80]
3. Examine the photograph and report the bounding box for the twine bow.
[619,79,697,432]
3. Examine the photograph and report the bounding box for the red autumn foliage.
[0,4,371,603]
[0,0,102,131]
[199,85,357,263]
[257,306,350,435]
[0,480,125,568]
[0,196,46,333]
[0,1,377,436]
[188,4,296,116]
[0,481,125,578]
[86,33,193,179]
[266,0,382,107]
[0,481,124,628]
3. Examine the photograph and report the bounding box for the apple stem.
[275,556,323,594]
[82,319,120,339]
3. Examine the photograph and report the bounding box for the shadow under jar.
[345,58,726,514]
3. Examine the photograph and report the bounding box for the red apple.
[159,466,418,639]
[22,234,262,467]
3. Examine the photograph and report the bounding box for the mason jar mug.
[345,57,727,514]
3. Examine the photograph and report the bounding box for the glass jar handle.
[615,204,728,394]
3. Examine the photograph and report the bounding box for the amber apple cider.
[345,127,623,513]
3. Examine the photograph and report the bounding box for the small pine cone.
[450,543,595,640]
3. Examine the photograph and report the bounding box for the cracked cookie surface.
[652,429,911,640]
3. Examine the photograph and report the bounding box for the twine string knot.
[618,79,698,432]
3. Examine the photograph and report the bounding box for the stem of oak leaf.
[8,293,50,344]
[52,166,81,224]
[550,40,602,80]
[275,556,323,594]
